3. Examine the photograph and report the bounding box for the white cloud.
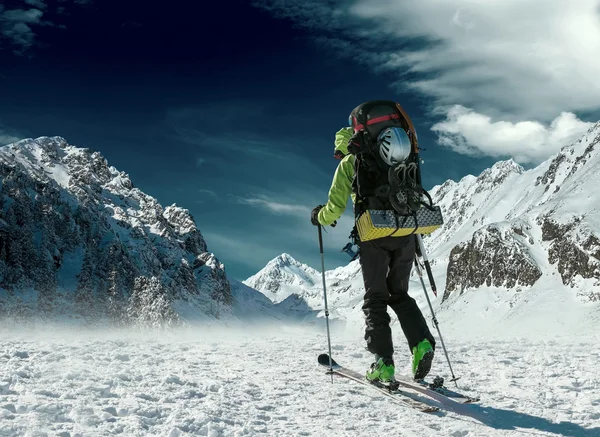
[349,0,600,120]
[1,1,94,52]
[171,124,284,160]
[198,189,217,198]
[204,209,356,277]
[1,8,44,50]
[2,8,43,23]
[24,0,47,10]
[432,106,594,164]
[0,134,20,145]
[0,125,22,145]
[256,0,600,161]
[236,196,311,216]
[202,231,280,271]
[167,106,331,180]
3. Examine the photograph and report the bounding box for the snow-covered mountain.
[242,253,362,322]
[0,137,233,325]
[244,253,364,322]
[244,254,320,303]
[245,122,600,333]
[429,122,600,302]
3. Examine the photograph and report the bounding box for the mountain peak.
[480,158,524,177]
[10,136,68,150]
[243,253,319,303]
[492,158,524,173]
[270,253,298,267]
[263,252,319,276]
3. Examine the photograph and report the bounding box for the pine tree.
[128,276,178,328]
[36,212,58,318]
[75,246,96,319]
[175,259,197,299]
[106,265,125,325]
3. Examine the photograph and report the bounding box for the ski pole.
[415,233,437,297]
[414,234,460,388]
[318,225,334,383]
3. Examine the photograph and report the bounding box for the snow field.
[1,326,599,437]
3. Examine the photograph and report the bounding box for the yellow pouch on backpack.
[356,207,444,242]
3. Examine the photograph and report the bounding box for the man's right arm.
[318,155,355,226]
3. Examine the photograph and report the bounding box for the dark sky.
[0,0,499,280]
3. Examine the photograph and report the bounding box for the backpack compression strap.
[352,113,402,132]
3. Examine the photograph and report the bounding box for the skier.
[311,103,436,383]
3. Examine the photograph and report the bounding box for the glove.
[311,205,338,227]
[311,205,323,226]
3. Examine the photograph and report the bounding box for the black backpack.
[347,100,433,216]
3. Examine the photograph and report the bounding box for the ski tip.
[317,353,339,368]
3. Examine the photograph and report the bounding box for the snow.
[1,326,599,437]
[47,163,71,188]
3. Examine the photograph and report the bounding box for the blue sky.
[1,0,600,280]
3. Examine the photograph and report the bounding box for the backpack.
[347,100,432,217]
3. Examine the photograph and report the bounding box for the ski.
[393,375,480,404]
[318,354,439,413]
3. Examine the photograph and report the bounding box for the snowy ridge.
[428,121,600,300]
[0,137,232,324]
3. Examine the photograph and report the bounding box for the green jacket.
[318,127,357,226]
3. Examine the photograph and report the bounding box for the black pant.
[358,235,435,359]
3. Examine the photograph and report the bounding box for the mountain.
[243,253,365,322]
[0,136,232,325]
[245,122,600,333]
[243,253,320,303]
[428,122,600,302]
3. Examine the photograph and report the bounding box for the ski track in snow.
[1,328,599,437]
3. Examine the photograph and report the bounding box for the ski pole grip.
[425,262,436,291]
[415,234,422,257]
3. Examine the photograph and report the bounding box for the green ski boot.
[412,339,434,380]
[366,357,395,383]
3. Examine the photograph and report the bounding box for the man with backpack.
[311,100,436,383]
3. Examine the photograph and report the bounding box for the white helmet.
[377,127,411,166]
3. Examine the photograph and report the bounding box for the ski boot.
[366,357,395,383]
[412,339,434,380]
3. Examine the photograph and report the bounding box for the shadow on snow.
[441,401,599,437]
